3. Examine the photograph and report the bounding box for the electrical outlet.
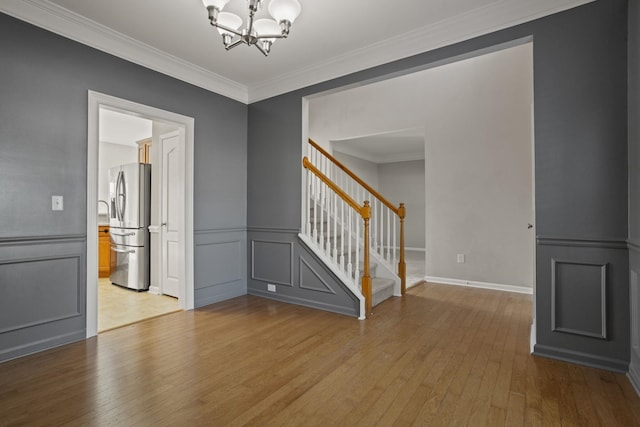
[51,195,64,211]
[267,284,276,292]
[457,253,465,264]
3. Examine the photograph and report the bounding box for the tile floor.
[98,278,180,332]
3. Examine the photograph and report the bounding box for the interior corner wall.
[248,0,630,371]
[377,160,426,249]
[0,12,248,362]
[628,0,640,389]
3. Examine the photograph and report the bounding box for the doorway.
[303,40,536,337]
[86,91,195,337]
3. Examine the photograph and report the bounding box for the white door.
[161,130,183,298]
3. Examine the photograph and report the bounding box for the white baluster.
[378,203,384,256]
[355,212,360,287]
[312,173,318,243]
[306,168,311,236]
[333,192,338,261]
[387,206,391,263]
[320,181,325,251]
[393,213,397,267]
[340,200,345,269]
[347,209,353,280]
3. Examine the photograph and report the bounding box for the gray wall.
[628,0,640,388]
[248,0,630,371]
[378,160,426,250]
[0,13,248,361]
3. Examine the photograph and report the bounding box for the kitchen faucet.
[98,199,110,218]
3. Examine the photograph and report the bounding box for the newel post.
[398,203,406,296]
[362,201,372,318]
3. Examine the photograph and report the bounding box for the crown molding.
[246,0,595,102]
[0,0,249,103]
[1,0,594,104]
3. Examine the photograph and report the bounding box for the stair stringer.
[298,232,366,320]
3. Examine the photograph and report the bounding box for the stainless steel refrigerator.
[109,162,151,291]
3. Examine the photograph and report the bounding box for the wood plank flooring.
[1,282,640,426]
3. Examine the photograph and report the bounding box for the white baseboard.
[424,276,533,295]
[628,364,640,398]
[148,286,160,295]
[530,321,536,354]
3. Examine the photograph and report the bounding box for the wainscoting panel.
[628,245,640,392]
[551,260,607,339]
[0,256,81,334]
[251,239,293,286]
[0,236,86,362]
[534,238,628,372]
[247,229,359,317]
[299,256,336,294]
[194,229,247,308]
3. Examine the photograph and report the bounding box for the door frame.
[86,90,195,338]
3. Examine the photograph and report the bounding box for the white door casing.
[160,130,182,298]
[86,91,195,338]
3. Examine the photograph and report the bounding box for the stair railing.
[302,157,374,318]
[307,139,407,295]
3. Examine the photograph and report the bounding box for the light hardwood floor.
[98,278,180,332]
[2,282,640,426]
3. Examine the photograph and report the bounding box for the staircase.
[301,139,406,319]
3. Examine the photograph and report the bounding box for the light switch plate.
[52,195,64,211]
[267,284,276,292]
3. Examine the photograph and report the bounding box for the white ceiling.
[99,108,152,146]
[332,129,425,164]
[0,0,593,103]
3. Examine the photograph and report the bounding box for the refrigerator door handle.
[116,171,126,222]
[111,231,136,237]
[111,245,135,254]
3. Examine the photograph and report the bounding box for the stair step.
[372,277,395,306]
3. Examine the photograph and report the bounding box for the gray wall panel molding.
[551,259,607,339]
[249,288,356,318]
[247,231,359,317]
[299,256,336,294]
[195,240,243,289]
[537,236,628,249]
[247,226,300,234]
[0,254,82,334]
[0,235,86,247]
[533,344,628,373]
[194,227,246,235]
[628,240,640,253]
[0,238,86,362]
[193,229,246,307]
[631,270,640,361]
[251,239,294,286]
[0,330,86,362]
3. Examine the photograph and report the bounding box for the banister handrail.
[308,139,404,218]
[303,157,365,215]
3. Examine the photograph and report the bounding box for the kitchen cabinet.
[98,225,111,278]
[137,138,152,164]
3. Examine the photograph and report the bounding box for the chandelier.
[202,0,302,56]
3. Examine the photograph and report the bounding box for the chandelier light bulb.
[268,0,301,25]
[253,19,280,42]
[202,0,231,11]
[216,11,243,36]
